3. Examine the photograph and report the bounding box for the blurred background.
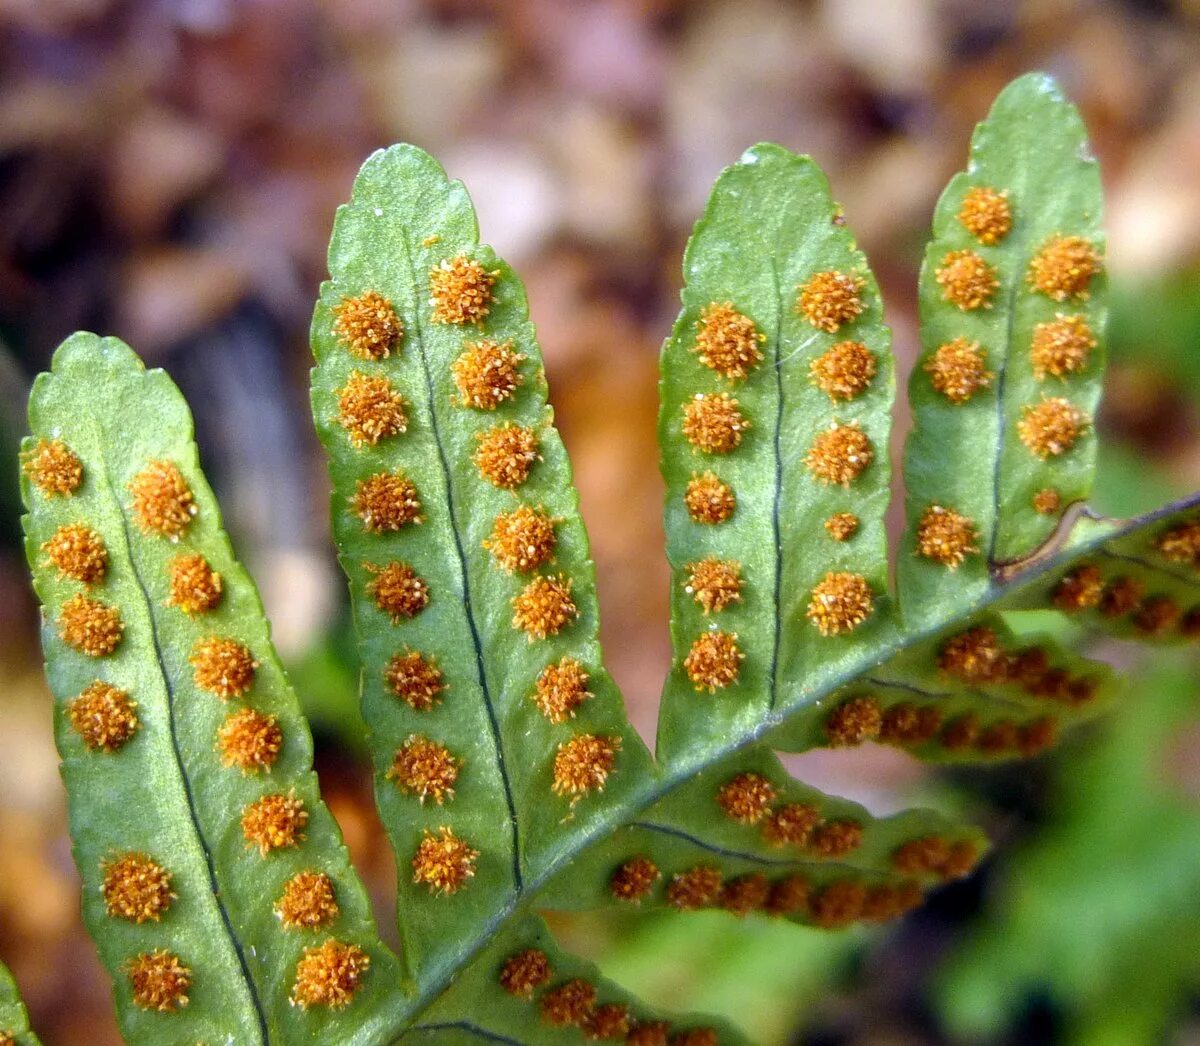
[0,0,1199,1042]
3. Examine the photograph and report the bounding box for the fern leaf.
[310,144,654,999]
[657,144,895,765]
[0,962,38,1046]
[409,915,751,1044]
[899,72,1106,621]
[21,335,400,1043]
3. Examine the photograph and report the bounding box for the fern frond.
[0,961,37,1046]
[21,335,400,1043]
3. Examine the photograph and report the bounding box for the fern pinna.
[10,72,1200,1045]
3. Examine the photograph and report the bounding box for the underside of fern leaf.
[0,961,37,1046]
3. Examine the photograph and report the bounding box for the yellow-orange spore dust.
[824,512,859,541]
[804,421,872,486]
[683,557,742,614]
[1027,234,1102,301]
[387,734,459,804]
[681,392,749,454]
[666,866,723,910]
[332,290,403,360]
[810,340,876,401]
[366,561,430,622]
[916,505,979,569]
[610,856,660,902]
[23,438,83,497]
[452,339,526,410]
[587,1003,633,1040]
[430,255,498,325]
[809,880,867,928]
[824,695,882,746]
[290,940,370,1010]
[924,337,992,403]
[386,649,446,711]
[715,772,776,824]
[532,657,592,723]
[128,460,196,538]
[352,471,422,532]
[275,871,340,930]
[552,733,620,799]
[692,301,765,381]
[512,574,577,639]
[68,681,139,752]
[336,371,407,448]
[762,803,821,847]
[101,852,175,923]
[1033,487,1062,514]
[473,423,540,489]
[42,524,107,584]
[806,572,874,636]
[484,505,557,573]
[540,979,597,1027]
[765,874,811,915]
[880,703,942,745]
[626,1021,671,1046]
[720,873,770,917]
[1100,575,1144,618]
[1018,397,1088,458]
[125,951,191,1012]
[797,270,866,333]
[217,708,282,772]
[1031,314,1096,379]
[1157,520,1200,567]
[190,636,257,699]
[499,949,551,998]
[935,249,998,310]
[1053,564,1104,611]
[808,819,862,857]
[165,553,222,615]
[684,472,735,524]
[412,827,478,895]
[58,594,123,657]
[958,186,1012,244]
[242,792,308,855]
[682,629,743,691]
[938,626,1005,683]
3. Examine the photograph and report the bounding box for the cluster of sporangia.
[22,442,369,1014]
[330,254,617,900]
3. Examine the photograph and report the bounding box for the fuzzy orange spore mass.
[452,339,526,410]
[290,939,370,1009]
[165,553,222,615]
[42,524,107,584]
[1053,564,1104,611]
[218,708,282,772]
[861,882,924,923]
[809,880,866,928]
[715,772,775,824]
[58,594,123,657]
[804,421,872,486]
[532,657,592,723]
[681,392,749,454]
[720,873,770,917]
[69,681,139,751]
[553,733,620,798]
[692,301,764,381]
[797,270,866,333]
[540,979,597,1027]
[667,866,723,910]
[336,371,407,448]
[242,792,308,855]
[958,185,1012,244]
[101,852,175,923]
[484,505,557,573]
[808,819,863,857]
[1135,595,1181,635]
[824,512,859,541]
[1157,520,1200,566]
[332,290,403,360]
[683,472,735,524]
[935,249,999,310]
[825,695,882,746]
[610,856,660,902]
[1028,234,1102,301]
[412,827,478,895]
[766,873,811,915]
[683,557,742,615]
[762,802,821,847]
[806,572,874,636]
[682,629,743,691]
[1018,397,1088,458]
[499,949,552,998]
[626,1022,671,1046]
[1033,487,1062,514]
[880,703,942,745]
[430,255,498,325]
[1099,575,1144,618]
[1031,313,1096,379]
[125,950,191,1011]
[275,871,339,930]
[352,471,422,532]
[128,460,196,538]
[386,649,446,711]
[190,636,257,699]
[916,504,979,569]
[810,340,876,401]
[587,1003,633,1039]
[23,438,83,496]
[512,574,577,639]
[938,626,1005,683]
[366,561,430,622]
[388,734,459,804]
[941,714,980,750]
[473,423,540,488]
[924,337,992,403]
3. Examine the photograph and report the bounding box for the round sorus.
[804,421,872,486]
[452,339,526,410]
[385,649,446,711]
[1032,487,1062,515]
[1017,397,1088,458]
[22,438,83,497]
[1031,313,1096,379]
[1134,595,1181,635]
[806,572,874,636]
[610,856,661,902]
[190,636,257,699]
[924,337,992,403]
[627,1023,671,1046]
[891,836,951,877]
[938,626,1005,683]
[765,874,811,915]
[332,290,403,360]
[540,979,597,1027]
[484,505,557,573]
[532,657,592,723]
[683,557,742,614]
[412,827,478,895]
[552,733,620,799]
[809,880,866,928]
[761,802,821,847]
[880,703,942,745]
[674,1030,719,1046]
[68,681,139,752]
[941,714,980,750]
[715,772,776,824]
[1027,234,1102,301]
[1100,575,1144,618]
[808,819,863,857]
[681,392,749,454]
[976,719,1020,754]
[58,594,123,657]
[684,472,735,524]
[429,255,498,325]
[241,792,308,855]
[512,574,577,639]
[165,553,222,615]
[366,561,430,622]
[934,249,998,310]
[1018,716,1058,756]
[290,939,370,1010]
[796,270,866,333]
[682,629,743,691]
[275,871,340,930]
[720,873,770,917]
[1053,564,1104,611]
[824,695,882,746]
[861,882,924,923]
[125,950,191,1012]
[666,866,723,910]
[916,504,979,569]
[587,1003,633,1040]
[387,734,459,804]
[1156,520,1200,566]
[499,949,551,998]
[217,708,282,772]
[352,471,422,532]
[473,423,540,488]
[692,301,765,381]
[824,512,859,541]
[958,185,1012,244]
[128,460,196,538]
[336,371,407,448]
[42,524,107,584]
[101,853,175,923]
[810,340,876,401]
